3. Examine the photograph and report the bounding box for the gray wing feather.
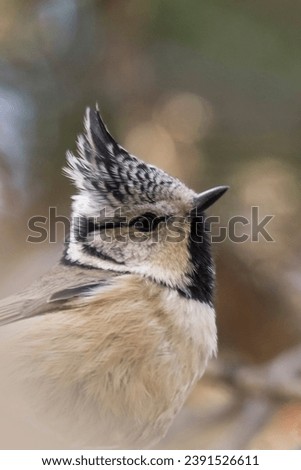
[0,264,119,326]
[48,281,109,302]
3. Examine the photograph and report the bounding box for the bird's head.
[63,106,228,304]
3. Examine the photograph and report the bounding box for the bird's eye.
[130,212,165,232]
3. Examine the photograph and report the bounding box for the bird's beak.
[193,186,229,212]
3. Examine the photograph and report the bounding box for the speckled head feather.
[64,106,194,212]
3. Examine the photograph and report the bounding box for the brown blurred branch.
[207,344,301,402]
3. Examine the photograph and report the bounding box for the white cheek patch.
[66,243,127,273]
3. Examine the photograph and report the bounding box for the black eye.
[130,212,165,232]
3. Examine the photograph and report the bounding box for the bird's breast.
[5,274,217,448]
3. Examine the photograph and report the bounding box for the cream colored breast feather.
[1,274,216,449]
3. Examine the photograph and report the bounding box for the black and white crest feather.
[64,106,191,211]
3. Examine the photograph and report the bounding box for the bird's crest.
[64,106,186,210]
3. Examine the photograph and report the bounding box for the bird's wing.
[0,263,120,326]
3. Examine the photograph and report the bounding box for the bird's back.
[0,263,119,326]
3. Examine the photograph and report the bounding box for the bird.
[0,106,228,449]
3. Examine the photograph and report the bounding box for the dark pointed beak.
[193,185,229,212]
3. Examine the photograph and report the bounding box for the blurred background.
[1,0,301,449]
